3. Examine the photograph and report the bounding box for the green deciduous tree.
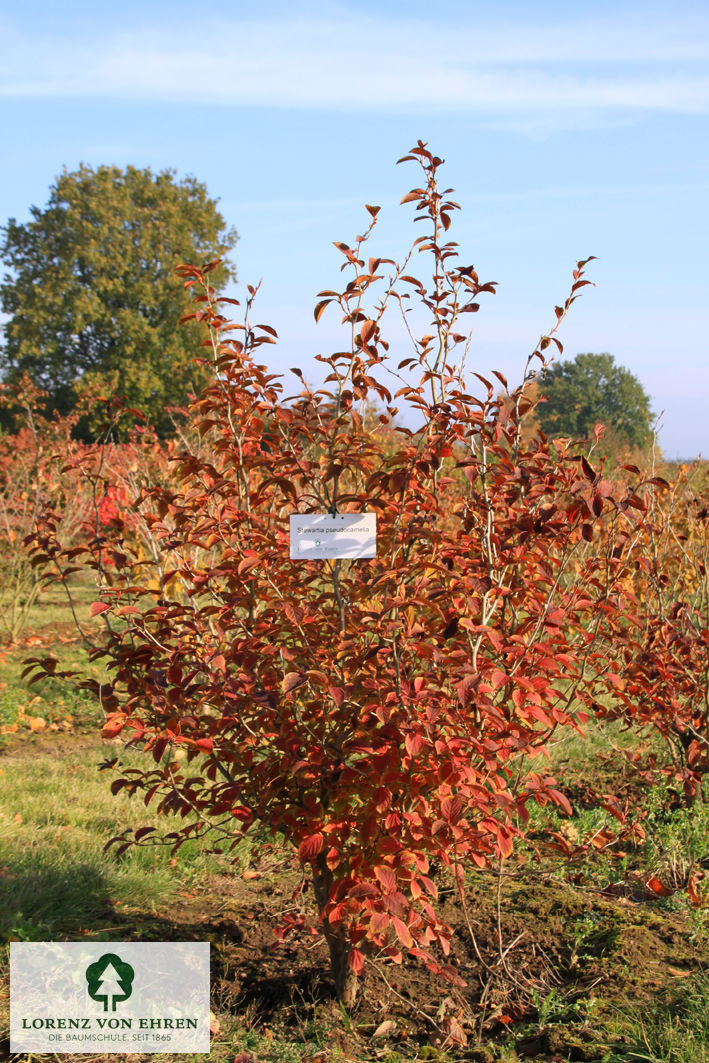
[536,352,654,451]
[0,165,237,436]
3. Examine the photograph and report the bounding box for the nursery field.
[2,150,709,1063]
[2,589,709,1063]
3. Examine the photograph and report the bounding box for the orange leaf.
[360,320,376,345]
[405,733,424,756]
[314,299,332,323]
[391,916,413,948]
[498,827,514,859]
[102,715,125,739]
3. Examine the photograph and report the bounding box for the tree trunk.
[323,924,360,1008]
[313,860,360,1008]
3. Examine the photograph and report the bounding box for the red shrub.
[29,144,653,1004]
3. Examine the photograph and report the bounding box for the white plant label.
[290,513,377,559]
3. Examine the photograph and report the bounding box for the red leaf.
[348,947,365,974]
[646,876,673,898]
[374,866,398,893]
[284,603,305,625]
[327,685,344,707]
[546,788,572,816]
[282,672,307,694]
[298,832,324,863]
[601,795,626,823]
[405,733,425,756]
[134,826,156,842]
[581,456,596,482]
[457,675,478,706]
[441,964,467,988]
[490,669,508,690]
[90,601,110,617]
[328,902,346,926]
[441,1017,468,1047]
[370,911,390,934]
[442,794,465,823]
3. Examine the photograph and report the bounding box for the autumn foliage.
[597,461,709,799]
[0,377,92,642]
[25,143,707,1006]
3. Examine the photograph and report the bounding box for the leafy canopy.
[27,143,654,1009]
[536,352,654,450]
[0,164,237,436]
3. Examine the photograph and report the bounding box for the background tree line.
[1,165,654,453]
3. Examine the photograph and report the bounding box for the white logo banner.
[10,942,210,1053]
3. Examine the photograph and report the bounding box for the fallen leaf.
[441,1016,468,1046]
[371,1020,397,1040]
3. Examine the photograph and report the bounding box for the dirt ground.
[44,839,703,1062]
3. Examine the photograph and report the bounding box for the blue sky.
[1,0,707,457]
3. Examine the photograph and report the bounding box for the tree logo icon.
[85,953,135,1012]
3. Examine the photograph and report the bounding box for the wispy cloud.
[1,10,708,121]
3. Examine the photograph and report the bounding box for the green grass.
[0,741,238,942]
[0,578,107,738]
[519,714,709,900]
[608,975,709,1062]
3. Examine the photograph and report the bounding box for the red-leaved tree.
[600,462,709,802]
[0,375,90,642]
[28,143,651,1006]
